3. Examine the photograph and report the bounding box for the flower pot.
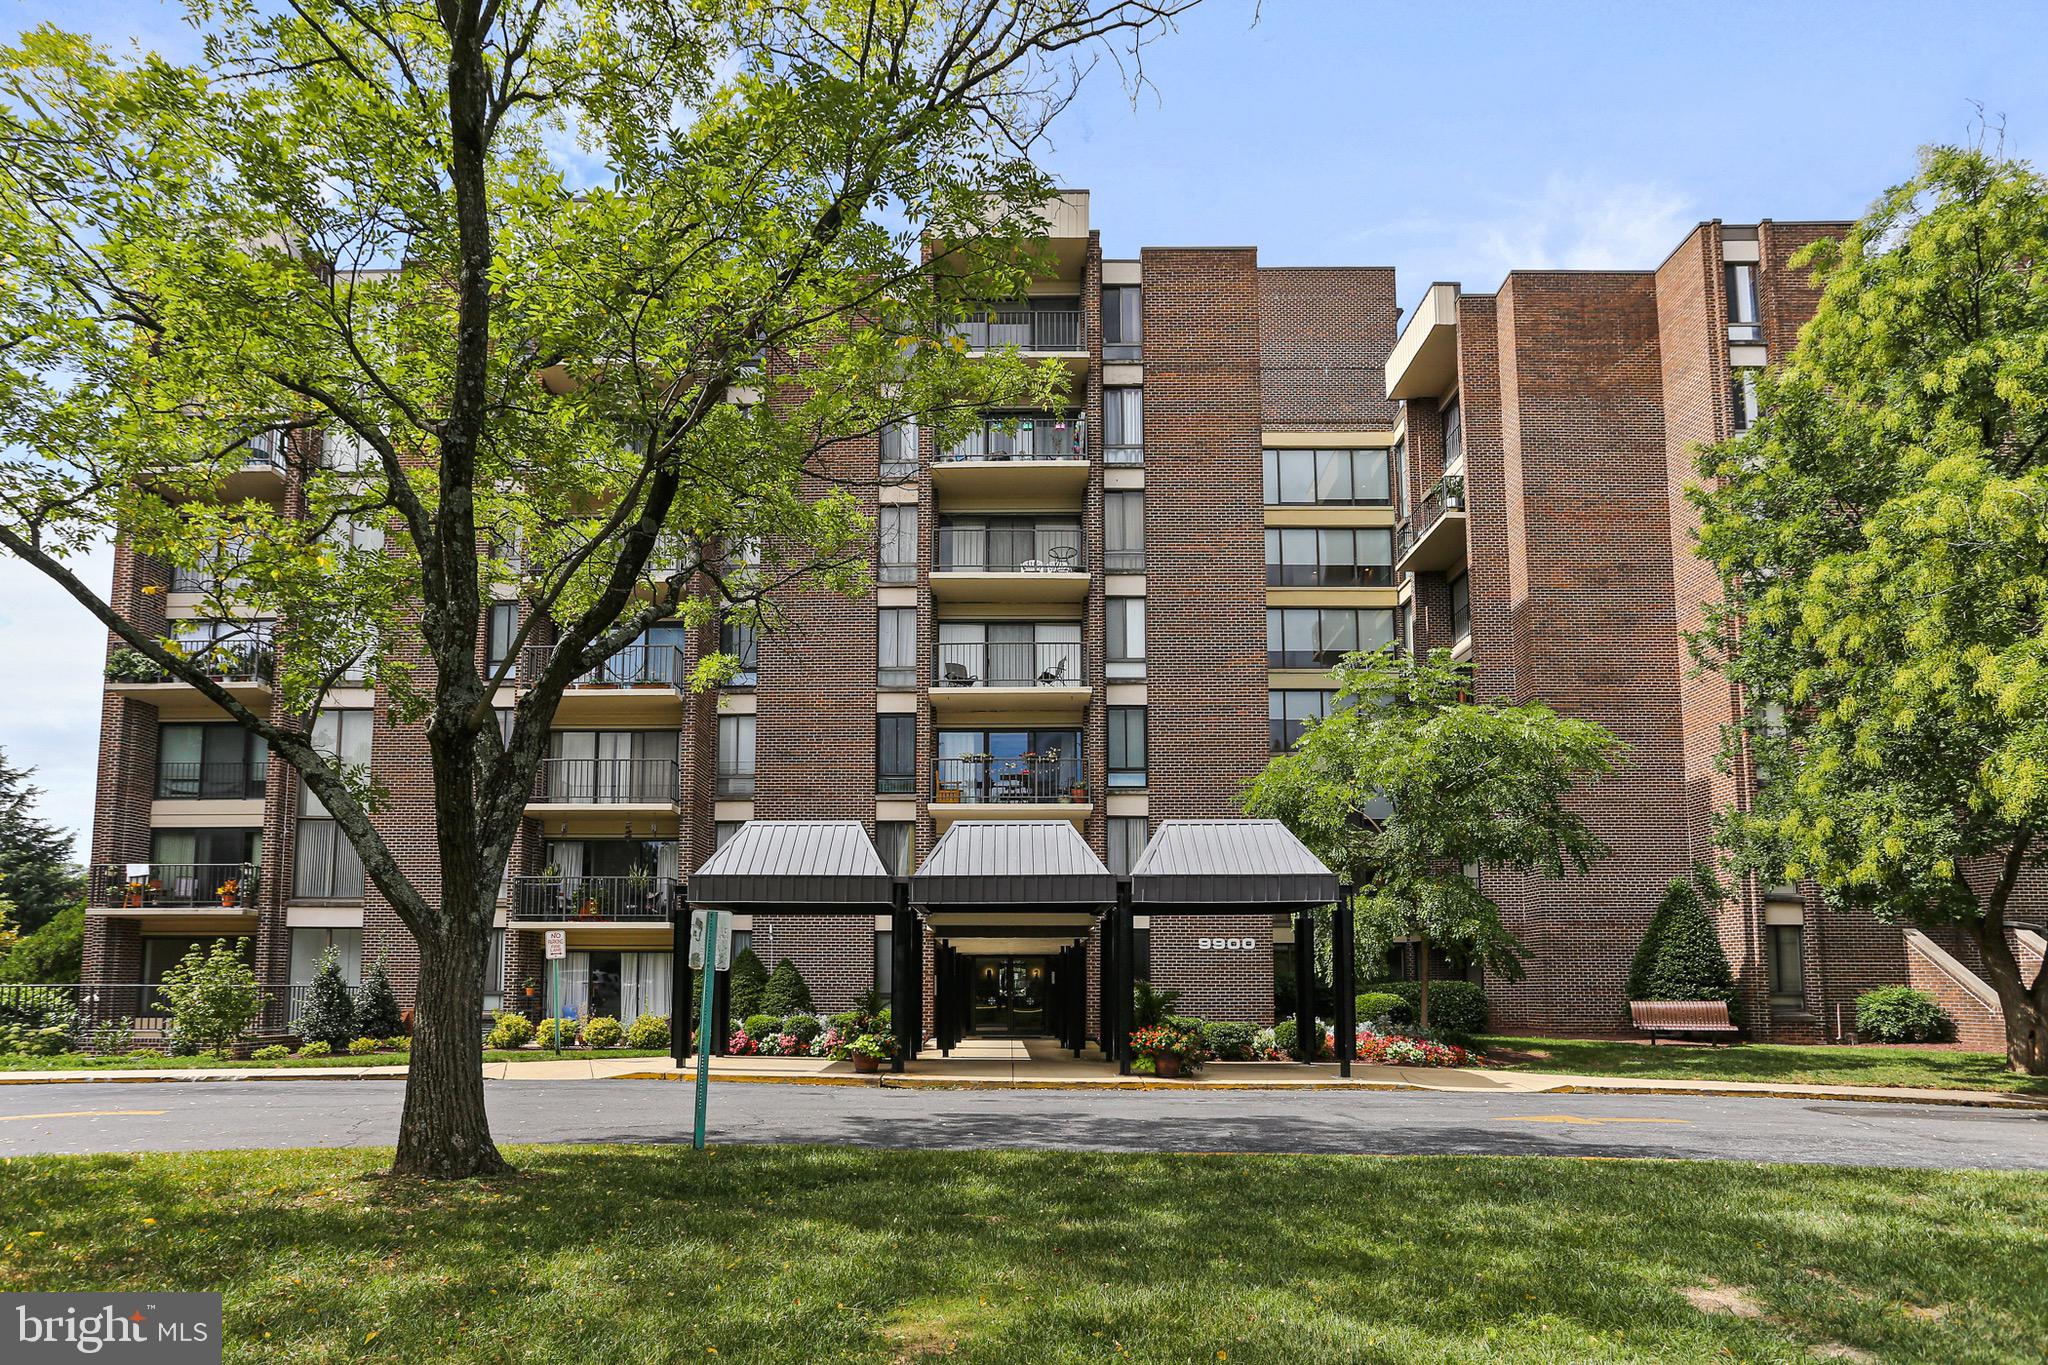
[219,894,237,908]
[851,1053,880,1074]
[1152,1054,1182,1079]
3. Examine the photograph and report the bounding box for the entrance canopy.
[910,820,1116,909]
[686,819,894,911]
[1128,819,1337,910]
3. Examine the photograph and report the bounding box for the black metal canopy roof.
[1128,819,1338,908]
[686,820,895,910]
[910,820,1116,908]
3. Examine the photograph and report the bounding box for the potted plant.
[522,977,539,1000]
[216,877,240,908]
[578,896,600,918]
[847,1032,895,1075]
[1069,783,1086,802]
[1131,1021,1208,1079]
[122,875,147,908]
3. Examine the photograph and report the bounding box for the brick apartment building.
[80,193,2043,1050]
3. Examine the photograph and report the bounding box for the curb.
[1538,1082,2048,1110]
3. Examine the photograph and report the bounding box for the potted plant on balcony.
[216,877,240,909]
[577,894,600,919]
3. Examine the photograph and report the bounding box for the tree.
[727,947,770,1023]
[354,960,406,1039]
[0,902,83,983]
[157,940,264,1058]
[0,0,1195,1175]
[762,957,815,1017]
[1243,650,1625,1029]
[1626,865,1739,1014]
[297,947,358,1049]
[1690,143,2048,1074]
[0,752,81,935]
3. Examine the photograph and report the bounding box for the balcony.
[509,874,680,924]
[931,526,1089,603]
[946,306,1084,355]
[155,762,267,801]
[90,862,261,913]
[931,415,1089,499]
[1395,475,1468,575]
[931,641,1090,715]
[526,758,678,817]
[523,643,687,724]
[1385,282,1461,401]
[929,755,1090,826]
[104,637,275,720]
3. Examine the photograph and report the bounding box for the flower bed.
[1355,1033,1478,1067]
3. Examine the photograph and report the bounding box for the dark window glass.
[1107,707,1146,788]
[877,715,915,793]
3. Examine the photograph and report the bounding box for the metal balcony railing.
[510,874,680,923]
[931,754,1087,805]
[938,416,1086,462]
[91,862,260,909]
[935,526,1083,574]
[945,307,1084,352]
[522,643,687,690]
[536,758,678,805]
[935,641,1082,689]
[1418,474,1466,532]
[155,762,267,801]
[1,981,360,1043]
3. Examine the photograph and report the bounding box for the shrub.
[346,1037,381,1056]
[380,1036,409,1052]
[0,984,77,1036]
[1356,1034,1476,1068]
[1271,1017,1331,1060]
[250,1044,291,1061]
[1202,1020,1258,1061]
[1855,987,1953,1044]
[0,1021,70,1056]
[625,1014,670,1049]
[1626,865,1739,1014]
[156,940,263,1057]
[1357,980,1491,1037]
[0,903,85,984]
[1131,980,1182,1027]
[582,1016,625,1049]
[297,947,358,1049]
[1130,1020,1209,1072]
[352,960,405,1039]
[827,1010,864,1034]
[761,958,815,1017]
[742,1013,783,1041]
[727,948,770,1021]
[1354,991,1412,1029]
[298,1040,334,1058]
[535,1015,580,1049]
[486,1012,535,1050]
[780,1011,822,1044]
[86,1018,133,1055]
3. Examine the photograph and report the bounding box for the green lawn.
[0,1147,2040,1363]
[1477,1036,2048,1095]
[0,1048,670,1071]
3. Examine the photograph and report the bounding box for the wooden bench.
[1629,1000,1738,1045]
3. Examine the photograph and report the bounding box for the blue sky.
[2,0,2043,855]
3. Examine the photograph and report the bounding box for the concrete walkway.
[4,1035,2041,1108]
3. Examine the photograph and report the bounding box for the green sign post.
[691,908,721,1150]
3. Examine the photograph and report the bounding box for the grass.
[0,1048,671,1072]
[1476,1036,2048,1095]
[0,1146,2040,1363]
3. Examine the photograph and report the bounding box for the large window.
[486,602,518,677]
[878,505,918,583]
[716,715,755,797]
[1725,262,1761,342]
[294,710,371,901]
[879,419,919,480]
[1264,526,1394,586]
[288,926,362,990]
[1265,608,1396,669]
[157,723,267,800]
[543,731,678,802]
[877,715,915,794]
[1103,285,1141,361]
[936,621,1080,688]
[1107,707,1146,789]
[1105,491,1145,572]
[1269,689,1341,752]
[934,728,1082,802]
[719,618,758,687]
[1104,387,1143,464]
[1768,921,1805,1004]
[1449,572,1471,641]
[1107,597,1145,679]
[1107,816,1149,877]
[878,607,918,689]
[1261,448,1392,506]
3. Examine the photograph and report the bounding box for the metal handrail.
[509,874,680,922]
[522,643,687,690]
[944,307,1083,351]
[931,754,1087,804]
[155,761,267,801]
[935,526,1083,573]
[536,758,678,804]
[935,641,1083,689]
[938,416,1086,462]
[90,862,260,908]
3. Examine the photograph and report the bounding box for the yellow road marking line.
[1494,1114,1691,1126]
[0,1109,168,1122]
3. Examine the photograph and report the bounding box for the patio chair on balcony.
[1035,657,1069,687]
[942,662,978,687]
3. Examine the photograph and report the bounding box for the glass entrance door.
[969,955,1050,1035]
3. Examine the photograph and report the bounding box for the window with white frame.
[1104,490,1145,571]
[879,505,918,583]
[1106,597,1145,679]
[716,715,755,797]
[878,606,918,689]
[1104,387,1143,464]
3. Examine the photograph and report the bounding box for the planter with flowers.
[216,878,240,909]
[847,1032,895,1074]
[1129,1021,1209,1079]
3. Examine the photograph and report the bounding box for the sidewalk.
[3,1037,2041,1108]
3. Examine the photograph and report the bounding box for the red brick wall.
[1258,267,1398,429]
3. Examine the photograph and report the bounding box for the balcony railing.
[931,754,1087,805]
[522,643,687,690]
[935,641,1082,689]
[935,526,1083,574]
[91,862,260,909]
[945,307,1084,352]
[2,981,358,1040]
[938,416,1085,463]
[155,762,267,801]
[1397,473,1469,565]
[510,874,680,923]
[535,758,678,805]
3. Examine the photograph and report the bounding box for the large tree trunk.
[392,923,506,1177]
[1969,835,2048,1076]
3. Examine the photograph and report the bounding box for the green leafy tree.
[1690,144,2048,1074]
[0,902,84,983]
[0,1,1193,1175]
[1244,650,1625,1029]
[353,960,405,1040]
[297,948,358,1049]
[1626,865,1740,1014]
[726,947,770,1023]
[0,752,82,935]
[157,940,264,1058]
[762,957,815,1017]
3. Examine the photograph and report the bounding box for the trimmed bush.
[1855,987,1953,1044]
[1358,980,1491,1037]
[352,960,405,1039]
[297,947,358,1049]
[1271,1017,1330,1060]
[381,1036,409,1052]
[1354,991,1412,1028]
[742,1013,782,1041]
[780,1012,823,1043]
[297,1040,333,1058]
[625,1014,670,1049]
[485,1013,535,1050]
[347,1036,381,1056]
[761,958,815,1017]
[535,1016,579,1049]
[727,948,770,1021]
[1626,865,1739,1014]
[582,1016,625,1049]
[250,1044,291,1061]
[1202,1020,1258,1061]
